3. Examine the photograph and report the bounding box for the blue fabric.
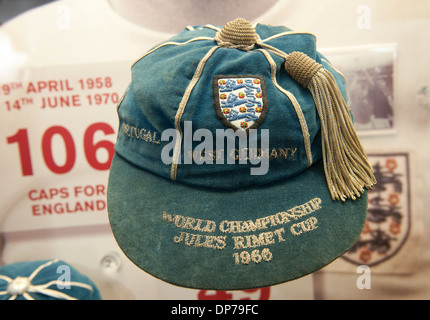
[107,21,369,290]
[0,259,102,300]
[114,24,335,189]
[108,154,367,290]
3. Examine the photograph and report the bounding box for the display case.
[1,0,429,303]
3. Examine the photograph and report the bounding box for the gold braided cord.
[257,48,313,167]
[213,19,376,200]
[217,18,258,45]
[284,51,323,88]
[214,33,256,51]
[158,17,376,201]
[214,18,260,51]
[284,51,376,201]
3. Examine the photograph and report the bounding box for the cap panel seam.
[185,24,220,32]
[171,45,221,180]
[131,37,215,68]
[261,31,317,43]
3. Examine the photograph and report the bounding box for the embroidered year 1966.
[161,198,322,265]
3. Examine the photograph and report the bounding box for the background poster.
[325,153,421,274]
[321,44,397,135]
[0,61,130,232]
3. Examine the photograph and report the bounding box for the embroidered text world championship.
[107,18,376,290]
[162,198,323,264]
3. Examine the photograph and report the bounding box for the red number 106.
[6,122,115,176]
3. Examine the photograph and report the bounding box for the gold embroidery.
[162,198,323,264]
[220,198,322,234]
[120,123,161,144]
[233,248,273,265]
[186,147,298,163]
[162,211,216,233]
[232,228,286,250]
[173,231,227,250]
[290,217,319,236]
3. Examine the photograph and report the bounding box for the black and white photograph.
[321,44,397,135]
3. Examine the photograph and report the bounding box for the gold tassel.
[285,51,376,201]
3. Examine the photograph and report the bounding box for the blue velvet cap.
[0,259,102,300]
[107,19,373,290]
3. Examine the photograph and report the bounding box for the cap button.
[7,276,31,296]
[215,18,259,51]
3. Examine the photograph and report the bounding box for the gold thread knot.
[285,51,323,88]
[215,18,258,51]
